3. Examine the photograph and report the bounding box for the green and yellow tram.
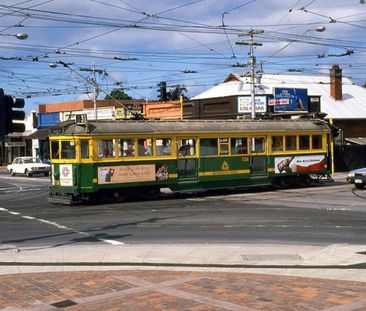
[48,118,332,204]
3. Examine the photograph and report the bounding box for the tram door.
[249,137,267,176]
[177,138,198,181]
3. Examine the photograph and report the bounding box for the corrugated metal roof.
[345,137,366,145]
[191,73,366,119]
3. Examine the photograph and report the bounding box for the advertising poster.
[273,88,308,112]
[275,155,325,174]
[98,164,169,184]
[237,96,267,114]
[59,164,73,186]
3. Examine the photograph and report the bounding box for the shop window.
[299,135,310,150]
[312,135,323,149]
[231,137,248,155]
[119,138,135,157]
[156,138,172,156]
[271,136,283,152]
[200,138,218,156]
[61,141,76,159]
[98,139,115,158]
[286,136,297,151]
[138,138,153,156]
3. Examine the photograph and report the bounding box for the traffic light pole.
[0,88,26,164]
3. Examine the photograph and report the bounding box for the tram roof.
[50,119,330,136]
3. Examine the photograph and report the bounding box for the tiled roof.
[191,73,366,119]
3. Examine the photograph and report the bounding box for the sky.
[0,0,366,114]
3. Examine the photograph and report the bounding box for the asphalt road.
[0,169,365,248]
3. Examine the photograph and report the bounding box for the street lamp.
[15,33,28,40]
[0,33,28,40]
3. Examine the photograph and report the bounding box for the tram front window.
[61,141,76,159]
[80,140,89,159]
[51,141,60,159]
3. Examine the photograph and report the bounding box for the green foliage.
[105,88,132,100]
[166,85,188,101]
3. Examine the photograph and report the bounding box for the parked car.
[6,157,51,177]
[346,167,366,189]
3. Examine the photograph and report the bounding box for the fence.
[334,144,366,171]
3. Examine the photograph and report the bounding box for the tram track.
[352,187,366,200]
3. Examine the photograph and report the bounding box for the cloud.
[1,0,365,105]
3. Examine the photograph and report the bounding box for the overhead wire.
[1,0,366,100]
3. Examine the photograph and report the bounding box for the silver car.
[6,157,51,177]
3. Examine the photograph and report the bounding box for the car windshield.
[23,158,42,164]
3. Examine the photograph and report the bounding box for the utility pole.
[236,29,263,119]
[80,65,105,121]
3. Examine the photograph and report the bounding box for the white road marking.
[0,206,124,245]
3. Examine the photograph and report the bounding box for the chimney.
[330,64,342,100]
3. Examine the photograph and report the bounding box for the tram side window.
[312,135,323,150]
[98,139,115,158]
[61,141,76,159]
[299,135,310,150]
[271,136,284,152]
[51,141,60,159]
[285,136,297,151]
[119,138,135,157]
[251,137,265,153]
[177,139,196,156]
[80,140,89,159]
[200,138,218,156]
[156,138,172,156]
[219,138,229,155]
[231,137,248,155]
[138,138,153,156]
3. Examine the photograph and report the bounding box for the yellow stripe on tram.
[199,169,250,177]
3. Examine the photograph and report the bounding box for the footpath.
[0,243,366,311]
[0,173,365,310]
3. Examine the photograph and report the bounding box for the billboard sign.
[273,88,308,112]
[237,96,267,114]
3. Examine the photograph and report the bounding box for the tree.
[105,88,132,100]
[166,85,188,101]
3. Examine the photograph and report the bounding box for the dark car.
[346,167,366,189]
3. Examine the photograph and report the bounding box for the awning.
[345,137,366,145]
[27,128,50,140]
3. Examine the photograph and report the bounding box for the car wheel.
[25,169,32,177]
[9,169,15,176]
[355,183,365,189]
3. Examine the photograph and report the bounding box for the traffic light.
[157,81,167,101]
[0,88,25,136]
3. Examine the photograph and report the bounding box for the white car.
[7,157,51,177]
